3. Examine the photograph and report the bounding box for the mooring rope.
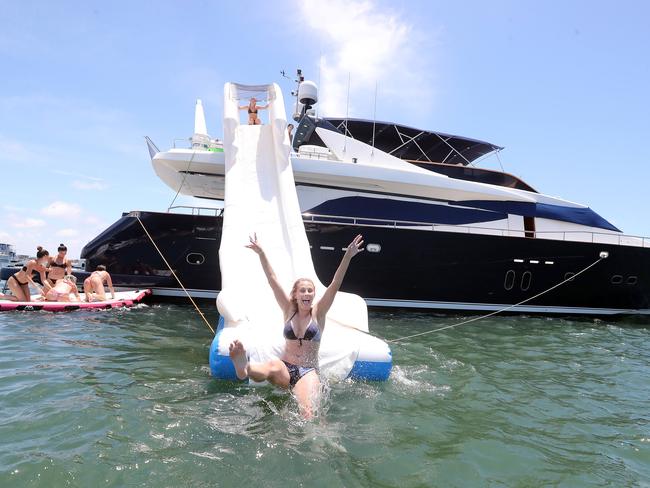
[388,255,606,344]
[136,215,215,335]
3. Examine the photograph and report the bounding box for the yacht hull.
[73,211,650,316]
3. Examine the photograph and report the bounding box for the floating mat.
[0,289,151,311]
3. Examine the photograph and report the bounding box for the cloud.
[41,201,82,218]
[11,218,46,228]
[298,0,437,123]
[56,228,79,237]
[72,179,108,191]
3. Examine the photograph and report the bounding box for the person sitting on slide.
[46,243,72,287]
[229,233,364,419]
[83,265,115,302]
[44,275,80,302]
[2,246,51,302]
[238,97,268,125]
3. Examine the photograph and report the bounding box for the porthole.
[626,276,638,286]
[610,275,623,285]
[504,270,515,290]
[366,243,382,253]
[564,272,575,281]
[521,271,532,291]
[186,252,205,265]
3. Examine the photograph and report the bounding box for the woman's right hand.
[245,233,264,255]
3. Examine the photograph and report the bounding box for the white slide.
[215,82,371,381]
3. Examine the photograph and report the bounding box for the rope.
[388,256,605,344]
[136,215,215,335]
[168,150,197,211]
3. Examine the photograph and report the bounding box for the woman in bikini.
[228,233,364,419]
[83,265,115,302]
[2,246,51,302]
[238,97,268,125]
[46,243,72,286]
[45,275,80,302]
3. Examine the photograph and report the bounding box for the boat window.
[524,217,535,239]
[626,276,638,286]
[186,253,205,265]
[564,272,575,281]
[504,270,515,290]
[610,275,623,285]
[521,271,532,291]
[366,243,381,253]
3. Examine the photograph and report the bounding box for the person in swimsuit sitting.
[229,233,364,419]
[2,246,51,302]
[45,275,80,302]
[46,243,72,287]
[83,265,115,302]
[238,97,268,125]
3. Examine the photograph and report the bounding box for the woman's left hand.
[345,234,364,259]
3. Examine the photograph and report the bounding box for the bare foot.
[228,340,249,380]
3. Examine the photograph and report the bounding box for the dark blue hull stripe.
[306,196,619,232]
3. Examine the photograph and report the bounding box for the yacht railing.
[167,205,223,216]
[301,213,650,248]
[161,206,650,248]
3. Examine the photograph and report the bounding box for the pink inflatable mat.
[0,289,151,312]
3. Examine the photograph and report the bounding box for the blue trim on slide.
[348,360,392,381]
[209,317,240,381]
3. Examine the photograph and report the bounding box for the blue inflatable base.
[208,317,392,382]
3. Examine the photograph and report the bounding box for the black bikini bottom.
[282,361,317,389]
[10,274,28,287]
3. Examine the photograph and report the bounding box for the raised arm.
[315,234,364,325]
[245,233,291,314]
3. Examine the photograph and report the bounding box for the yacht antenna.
[494,147,505,172]
[371,81,378,157]
[344,72,351,153]
[317,53,322,118]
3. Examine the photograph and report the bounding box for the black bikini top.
[248,108,257,114]
[50,261,67,268]
[283,312,322,346]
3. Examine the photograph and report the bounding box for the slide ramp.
[214,83,379,382]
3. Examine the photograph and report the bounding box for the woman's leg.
[83,278,92,301]
[228,340,290,388]
[293,370,321,419]
[7,278,28,301]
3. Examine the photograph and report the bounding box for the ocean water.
[0,300,649,487]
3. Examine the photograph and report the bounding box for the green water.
[0,303,649,487]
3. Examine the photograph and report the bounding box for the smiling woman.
[227,233,365,419]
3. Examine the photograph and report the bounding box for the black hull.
[71,210,650,315]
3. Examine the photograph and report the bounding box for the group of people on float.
[1,244,115,303]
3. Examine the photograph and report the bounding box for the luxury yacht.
[78,75,650,315]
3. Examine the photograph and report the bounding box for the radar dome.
[298,81,318,106]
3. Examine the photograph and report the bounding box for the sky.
[1,0,649,258]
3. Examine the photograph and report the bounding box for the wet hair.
[36,246,49,259]
[290,278,315,311]
[63,274,77,284]
[58,243,67,252]
[96,265,106,271]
